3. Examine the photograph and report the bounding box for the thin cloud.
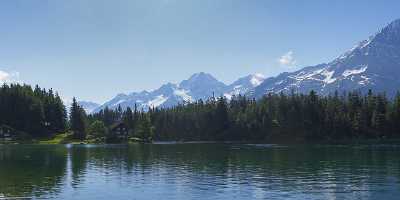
[0,70,20,84]
[278,51,297,67]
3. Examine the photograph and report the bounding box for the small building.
[110,121,129,139]
[0,125,14,141]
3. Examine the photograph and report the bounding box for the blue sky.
[0,0,399,103]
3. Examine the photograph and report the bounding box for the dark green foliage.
[0,84,67,137]
[70,97,87,140]
[89,106,120,127]
[88,120,107,139]
[90,90,400,143]
[123,107,134,131]
[4,82,400,143]
[134,114,154,142]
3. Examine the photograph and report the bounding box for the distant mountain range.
[89,72,265,113]
[77,101,100,114]
[81,18,400,113]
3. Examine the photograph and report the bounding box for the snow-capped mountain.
[78,101,100,114]
[179,72,227,100]
[92,72,265,112]
[84,18,400,112]
[225,73,265,99]
[254,18,400,98]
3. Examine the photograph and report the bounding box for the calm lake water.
[0,144,400,200]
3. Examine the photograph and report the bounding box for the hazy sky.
[0,0,399,103]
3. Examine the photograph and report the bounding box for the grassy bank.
[4,132,400,145]
[35,133,144,144]
[36,132,85,144]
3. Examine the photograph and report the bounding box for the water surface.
[0,144,399,199]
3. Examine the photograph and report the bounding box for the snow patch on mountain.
[147,95,168,108]
[224,73,266,99]
[254,18,400,98]
[113,99,126,106]
[290,68,324,82]
[93,72,267,112]
[173,89,193,102]
[342,66,368,77]
[358,75,371,85]
[321,70,336,84]
[250,73,265,86]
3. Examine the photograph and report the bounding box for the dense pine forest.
[0,84,67,139]
[2,83,400,143]
[88,90,400,143]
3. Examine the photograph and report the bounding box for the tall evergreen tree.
[0,83,66,138]
[135,114,154,142]
[123,107,134,131]
[70,97,87,140]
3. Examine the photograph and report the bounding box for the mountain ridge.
[253,18,400,98]
[91,72,265,113]
[87,18,400,113]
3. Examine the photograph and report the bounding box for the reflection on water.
[0,144,400,199]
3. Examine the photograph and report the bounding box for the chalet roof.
[110,121,127,130]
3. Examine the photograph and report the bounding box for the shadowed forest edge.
[1,83,400,144]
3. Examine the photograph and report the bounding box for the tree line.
[2,83,400,143]
[0,84,67,138]
[75,102,155,142]
[85,90,400,143]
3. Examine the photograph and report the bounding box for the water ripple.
[0,144,399,199]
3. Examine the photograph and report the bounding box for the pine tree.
[0,83,67,138]
[70,97,87,140]
[135,114,154,142]
[390,92,400,136]
[214,97,229,139]
[123,107,134,131]
[372,95,387,137]
[88,120,107,140]
[85,89,400,143]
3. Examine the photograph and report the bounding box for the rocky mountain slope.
[90,18,400,112]
[91,72,265,113]
[254,19,400,98]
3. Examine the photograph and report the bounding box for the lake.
[0,144,399,199]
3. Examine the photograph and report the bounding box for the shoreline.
[2,138,400,146]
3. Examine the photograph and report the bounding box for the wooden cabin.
[110,121,129,139]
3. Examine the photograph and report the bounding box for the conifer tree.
[70,97,87,140]
[135,114,154,142]
[0,83,66,138]
[123,107,134,131]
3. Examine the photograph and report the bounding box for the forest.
[0,84,67,139]
[2,83,400,143]
[88,90,400,143]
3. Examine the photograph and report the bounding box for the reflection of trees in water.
[215,145,400,198]
[119,144,400,198]
[0,145,68,198]
[69,144,400,190]
[1,144,400,199]
[70,145,89,188]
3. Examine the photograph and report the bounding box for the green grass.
[28,133,146,145]
[38,132,84,144]
[128,137,142,143]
